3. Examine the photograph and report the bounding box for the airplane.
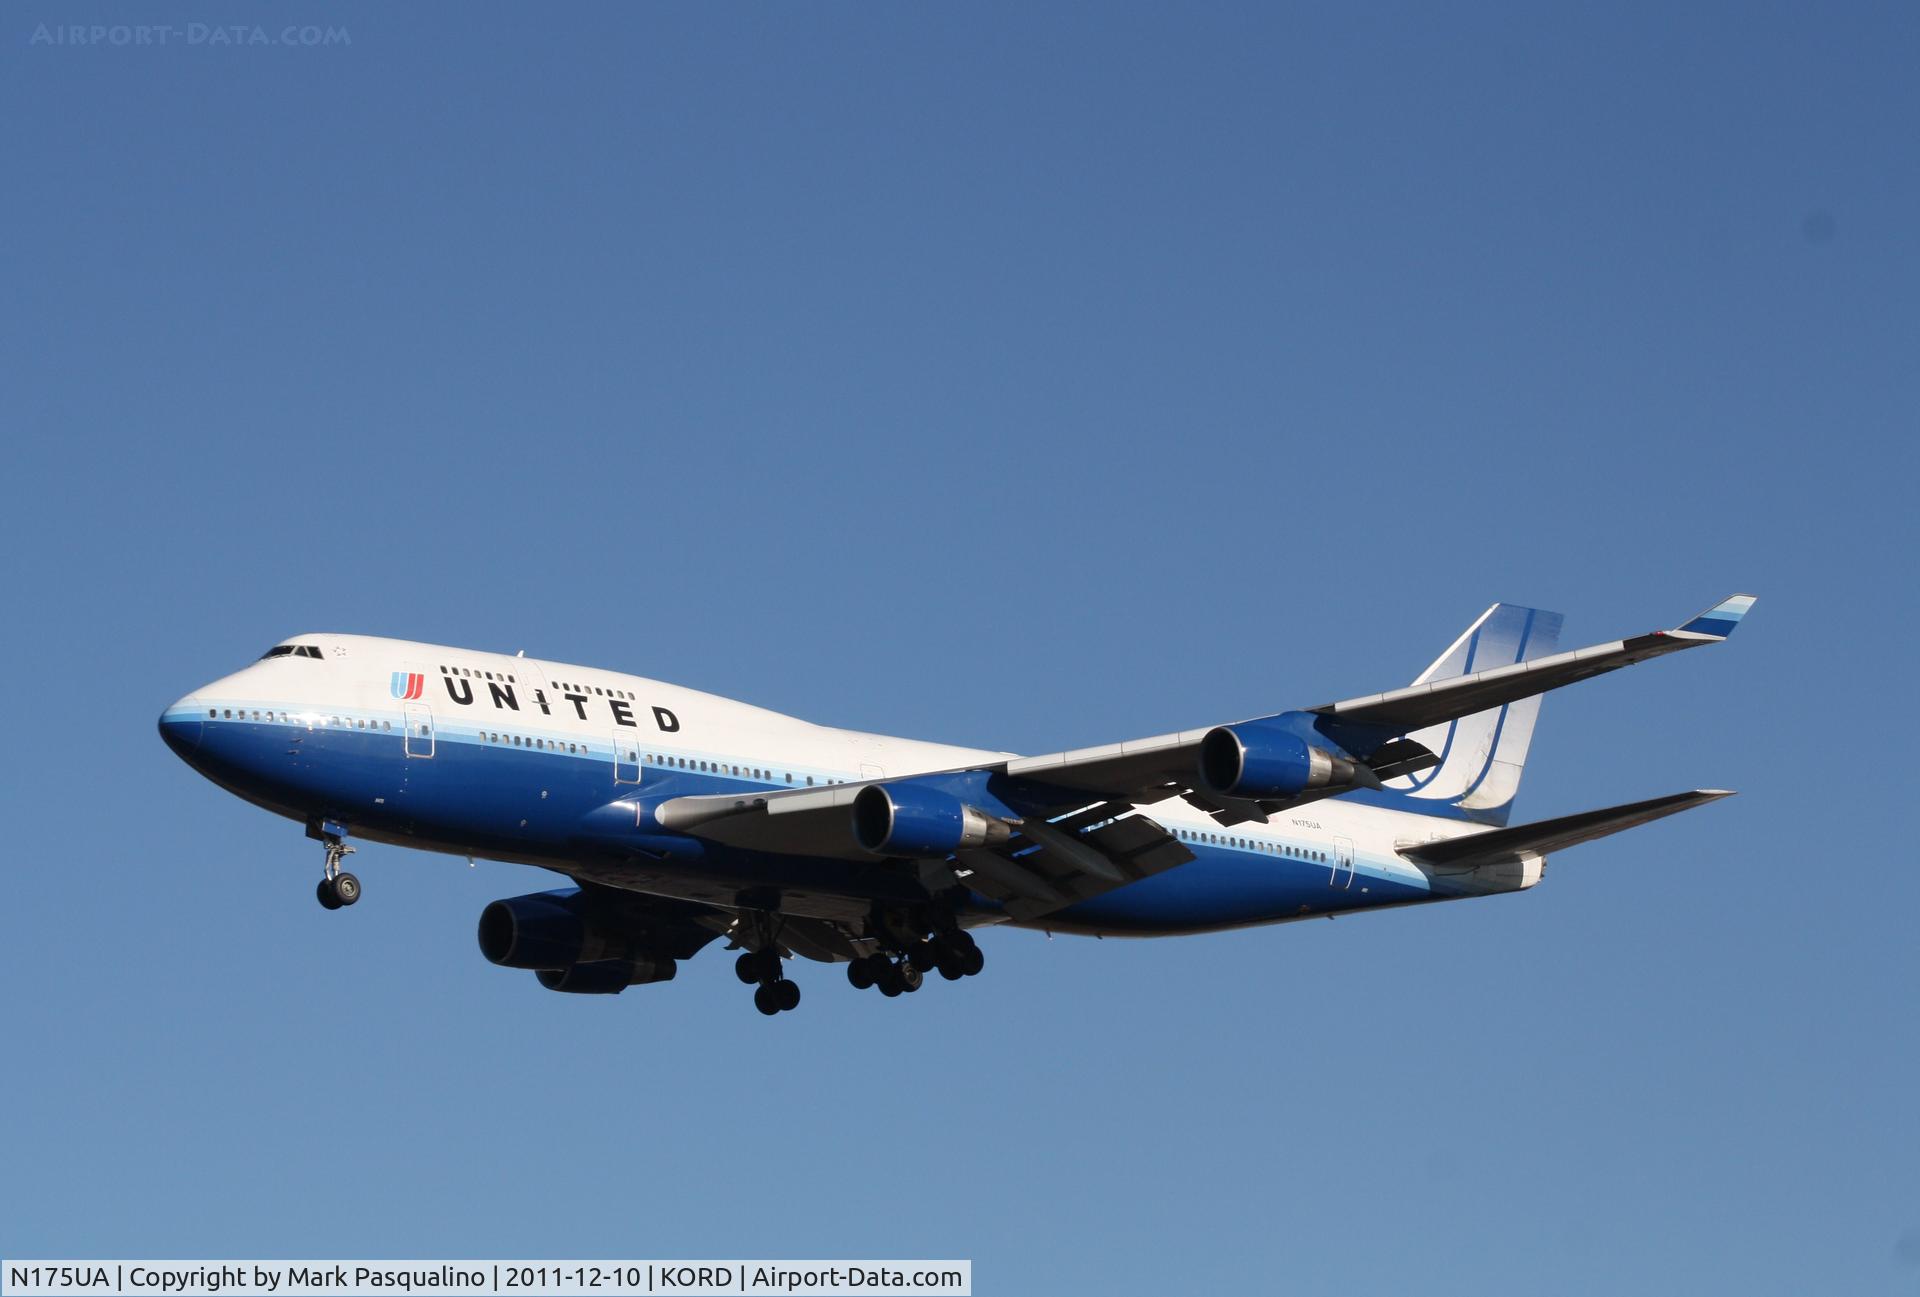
[158,593,1755,1015]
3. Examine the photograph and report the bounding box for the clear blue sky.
[3,3,1915,1293]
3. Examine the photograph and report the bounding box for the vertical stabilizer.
[1382,603,1563,826]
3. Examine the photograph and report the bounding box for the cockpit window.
[261,644,324,660]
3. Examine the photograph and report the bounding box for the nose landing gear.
[313,829,360,910]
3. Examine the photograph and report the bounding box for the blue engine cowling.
[1198,719,1362,799]
[536,957,677,994]
[852,782,1011,857]
[478,890,590,970]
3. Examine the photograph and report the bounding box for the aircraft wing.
[1002,594,1754,811]
[1309,596,1757,733]
[654,787,1193,920]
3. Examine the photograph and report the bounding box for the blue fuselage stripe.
[165,709,1439,934]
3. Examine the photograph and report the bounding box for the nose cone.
[158,703,204,759]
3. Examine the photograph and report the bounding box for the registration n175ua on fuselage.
[158,594,1755,1015]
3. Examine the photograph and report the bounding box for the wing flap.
[956,806,1191,920]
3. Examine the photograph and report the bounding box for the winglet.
[1677,593,1757,640]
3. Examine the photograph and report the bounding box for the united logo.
[389,671,424,700]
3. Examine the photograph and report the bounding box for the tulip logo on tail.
[390,671,424,700]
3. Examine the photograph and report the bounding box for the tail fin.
[1382,603,1564,826]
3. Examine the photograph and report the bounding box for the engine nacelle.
[536,957,677,995]
[852,782,1012,857]
[478,891,591,970]
[1198,720,1362,800]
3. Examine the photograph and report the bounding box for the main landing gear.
[734,948,801,1016]
[314,831,360,911]
[846,929,984,997]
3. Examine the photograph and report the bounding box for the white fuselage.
[161,634,1537,937]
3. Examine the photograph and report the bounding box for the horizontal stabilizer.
[1399,789,1734,869]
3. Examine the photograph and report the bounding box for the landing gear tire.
[877,963,904,997]
[898,963,924,993]
[905,940,938,974]
[737,950,781,984]
[753,977,801,1015]
[847,958,877,990]
[315,832,358,910]
[929,931,981,977]
[934,929,975,956]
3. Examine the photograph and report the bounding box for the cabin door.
[404,703,435,758]
[1330,836,1355,889]
[613,731,642,784]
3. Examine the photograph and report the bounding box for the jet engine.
[852,782,1012,857]
[478,888,706,995]
[478,891,598,969]
[1197,719,1365,800]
